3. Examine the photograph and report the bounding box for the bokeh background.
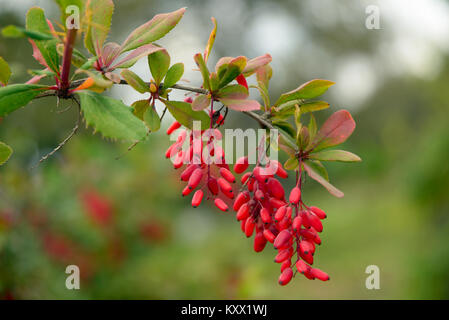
[1,0,448,299]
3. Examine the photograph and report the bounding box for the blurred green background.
[1,0,448,299]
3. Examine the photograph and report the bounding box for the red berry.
[207,177,219,195]
[234,156,249,174]
[274,205,287,222]
[191,190,204,208]
[281,259,292,273]
[217,178,233,193]
[278,267,293,286]
[267,178,285,199]
[219,168,235,183]
[254,231,267,252]
[214,198,228,212]
[166,121,181,135]
[306,212,323,232]
[244,217,255,237]
[233,191,250,211]
[260,207,272,224]
[263,229,276,243]
[274,230,291,249]
[289,187,301,205]
[275,247,293,263]
[309,206,327,219]
[236,203,250,221]
[188,168,203,190]
[296,260,309,274]
[292,216,303,231]
[310,268,330,281]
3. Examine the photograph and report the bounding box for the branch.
[31,97,81,168]
[66,79,273,129]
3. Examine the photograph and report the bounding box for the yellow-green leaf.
[163,63,184,89]
[0,56,11,85]
[148,49,170,86]
[308,150,361,162]
[0,141,13,166]
[121,69,149,94]
[274,79,335,106]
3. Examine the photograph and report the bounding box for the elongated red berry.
[281,259,292,272]
[233,191,250,211]
[275,247,293,263]
[309,206,327,219]
[270,160,288,179]
[184,96,193,103]
[217,178,232,193]
[278,267,293,286]
[289,187,301,205]
[182,186,193,197]
[222,188,235,199]
[269,197,286,209]
[295,259,309,274]
[292,216,303,231]
[180,164,197,181]
[299,240,313,255]
[236,203,250,221]
[263,229,276,243]
[244,217,255,237]
[234,156,249,174]
[306,212,323,232]
[241,172,251,184]
[166,121,181,135]
[260,207,272,224]
[310,268,330,281]
[274,205,287,222]
[219,168,235,183]
[207,177,219,195]
[254,231,267,252]
[274,230,291,249]
[253,166,268,184]
[188,168,203,190]
[267,178,285,199]
[191,190,204,208]
[214,198,228,212]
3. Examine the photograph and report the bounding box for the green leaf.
[272,120,295,140]
[298,126,310,151]
[0,84,46,116]
[121,69,149,94]
[203,17,217,64]
[194,53,210,91]
[308,150,361,162]
[209,72,220,92]
[276,100,329,117]
[191,94,211,111]
[256,64,272,89]
[79,56,98,70]
[84,0,114,55]
[303,160,343,198]
[26,7,60,74]
[216,84,248,100]
[215,57,232,78]
[163,62,184,89]
[274,79,335,106]
[54,0,85,25]
[144,105,161,132]
[120,8,186,53]
[131,99,148,120]
[163,100,210,130]
[308,109,356,152]
[2,25,54,40]
[284,157,299,170]
[0,56,11,85]
[77,90,148,141]
[148,49,170,86]
[0,141,13,166]
[218,56,247,89]
[308,114,317,141]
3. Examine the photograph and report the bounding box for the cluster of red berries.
[166,97,233,211]
[165,98,330,286]
[232,157,330,285]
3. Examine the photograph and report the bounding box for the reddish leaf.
[308,109,356,152]
[242,53,272,77]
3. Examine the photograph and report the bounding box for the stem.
[66,79,272,129]
[60,25,77,93]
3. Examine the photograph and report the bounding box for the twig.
[31,97,81,168]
